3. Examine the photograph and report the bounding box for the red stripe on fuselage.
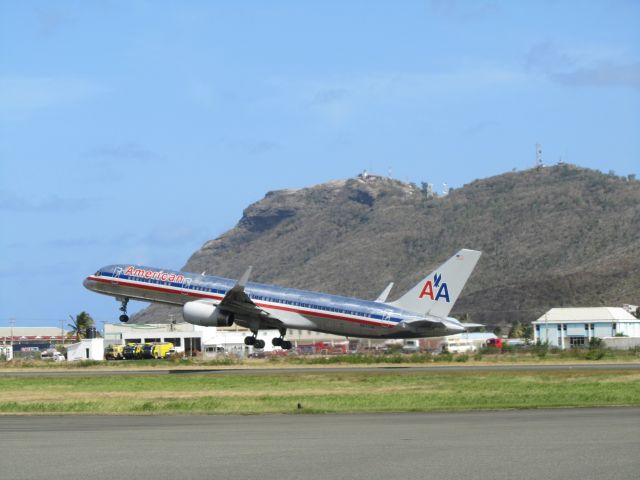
[88,276,394,329]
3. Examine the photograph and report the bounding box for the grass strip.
[0,369,637,415]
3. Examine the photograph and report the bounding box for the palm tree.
[68,311,95,341]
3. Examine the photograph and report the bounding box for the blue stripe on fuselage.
[97,264,420,324]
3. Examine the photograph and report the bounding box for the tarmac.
[1,362,639,377]
[1,408,638,480]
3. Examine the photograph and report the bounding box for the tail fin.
[388,249,481,317]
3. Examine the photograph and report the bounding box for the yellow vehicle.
[150,342,174,359]
[123,343,145,360]
[105,344,125,360]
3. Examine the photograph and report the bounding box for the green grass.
[0,368,638,415]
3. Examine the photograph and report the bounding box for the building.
[532,307,640,349]
[66,338,105,361]
[0,345,13,361]
[104,322,205,355]
[104,322,349,357]
[0,327,68,355]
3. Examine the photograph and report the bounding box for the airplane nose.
[83,278,92,290]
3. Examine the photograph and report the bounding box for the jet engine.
[183,300,234,327]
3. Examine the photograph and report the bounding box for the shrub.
[434,352,453,362]
[585,349,606,360]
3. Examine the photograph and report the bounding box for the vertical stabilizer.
[388,249,481,317]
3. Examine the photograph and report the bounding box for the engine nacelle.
[183,300,234,327]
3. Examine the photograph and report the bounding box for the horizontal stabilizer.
[461,323,484,329]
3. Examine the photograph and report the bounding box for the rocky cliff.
[133,165,640,327]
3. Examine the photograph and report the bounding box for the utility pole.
[9,318,15,348]
[59,319,65,345]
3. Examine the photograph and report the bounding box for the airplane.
[83,249,482,350]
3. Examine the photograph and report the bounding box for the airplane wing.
[218,268,263,316]
[218,267,278,327]
[399,319,448,332]
[218,267,300,329]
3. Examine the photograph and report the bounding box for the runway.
[1,362,639,377]
[1,408,638,480]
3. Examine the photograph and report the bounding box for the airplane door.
[112,267,123,285]
[182,277,192,295]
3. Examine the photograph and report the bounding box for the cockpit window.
[94,271,101,276]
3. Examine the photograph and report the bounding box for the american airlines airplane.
[84,249,481,350]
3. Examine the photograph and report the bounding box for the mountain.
[132,164,640,328]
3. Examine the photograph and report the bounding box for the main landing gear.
[244,332,265,349]
[244,329,293,350]
[118,298,130,323]
[272,329,292,350]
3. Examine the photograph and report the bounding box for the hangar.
[104,322,348,356]
[532,307,640,349]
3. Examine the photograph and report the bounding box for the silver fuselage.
[84,264,465,338]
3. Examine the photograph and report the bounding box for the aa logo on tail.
[418,273,450,302]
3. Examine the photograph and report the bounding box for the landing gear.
[244,333,265,349]
[272,329,292,350]
[118,298,129,323]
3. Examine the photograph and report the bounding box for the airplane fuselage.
[84,264,465,338]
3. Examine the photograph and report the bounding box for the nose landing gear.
[118,298,130,323]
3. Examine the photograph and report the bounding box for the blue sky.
[1,0,639,327]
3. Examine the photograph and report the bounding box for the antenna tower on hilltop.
[535,143,543,168]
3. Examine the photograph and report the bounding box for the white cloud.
[525,42,640,91]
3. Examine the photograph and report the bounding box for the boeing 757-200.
[84,249,481,349]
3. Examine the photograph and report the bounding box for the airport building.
[0,327,68,354]
[104,322,349,356]
[532,307,640,349]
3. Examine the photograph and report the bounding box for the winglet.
[374,282,394,303]
[237,266,252,288]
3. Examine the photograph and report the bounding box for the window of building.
[569,336,586,348]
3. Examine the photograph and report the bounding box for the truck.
[165,346,185,358]
[150,342,174,359]
[105,344,125,360]
[442,338,476,354]
[123,343,144,360]
[402,339,420,353]
[486,338,504,349]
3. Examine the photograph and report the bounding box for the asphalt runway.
[1,408,638,480]
[1,362,639,377]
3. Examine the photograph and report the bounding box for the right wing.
[217,267,316,331]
